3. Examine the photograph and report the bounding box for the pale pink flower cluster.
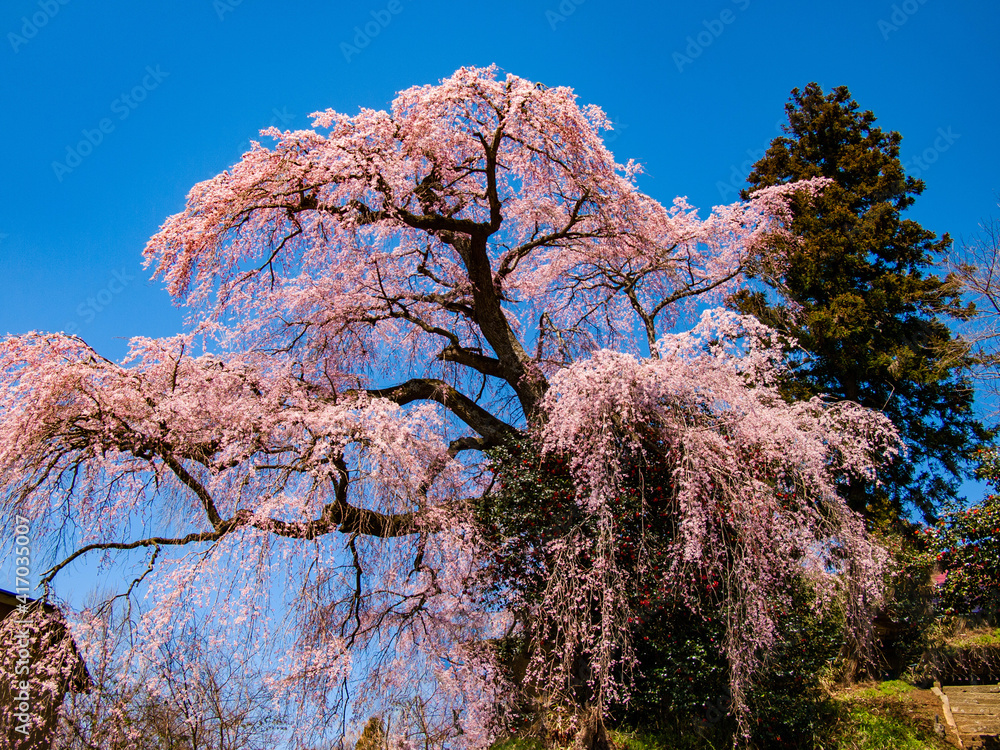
[538,309,896,727]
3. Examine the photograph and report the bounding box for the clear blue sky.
[2,0,997,360]
[1,1,998,596]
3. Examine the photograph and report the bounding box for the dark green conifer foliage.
[730,83,985,522]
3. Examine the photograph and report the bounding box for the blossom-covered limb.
[365,378,516,444]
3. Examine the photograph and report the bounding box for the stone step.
[963,738,1000,750]
[940,685,1000,742]
[956,727,1000,736]
[952,698,1000,709]
[957,724,1000,736]
[950,695,1000,703]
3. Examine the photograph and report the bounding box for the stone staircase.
[942,684,1000,749]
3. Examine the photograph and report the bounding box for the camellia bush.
[0,66,899,748]
[928,449,1000,621]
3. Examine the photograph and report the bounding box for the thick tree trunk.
[572,707,611,750]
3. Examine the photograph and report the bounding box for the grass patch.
[947,626,1000,648]
[834,704,943,749]
[848,679,915,701]
[491,725,724,750]
[608,726,723,750]
[910,622,1000,683]
[827,681,950,750]
[491,739,546,750]
[493,680,953,750]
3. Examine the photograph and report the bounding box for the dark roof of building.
[0,588,91,691]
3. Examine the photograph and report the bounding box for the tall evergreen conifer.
[731,83,985,522]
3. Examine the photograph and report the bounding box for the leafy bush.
[871,527,937,675]
[477,435,687,734]
[616,607,729,724]
[742,589,842,749]
[479,436,857,749]
[926,448,1000,621]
